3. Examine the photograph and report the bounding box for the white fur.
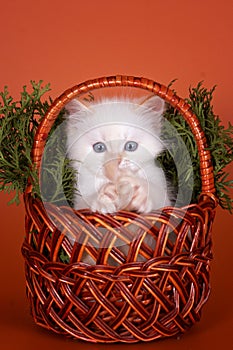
[65,95,172,213]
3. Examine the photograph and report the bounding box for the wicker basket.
[21,75,218,343]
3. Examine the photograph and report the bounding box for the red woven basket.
[21,75,218,343]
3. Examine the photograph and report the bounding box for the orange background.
[0,0,232,349]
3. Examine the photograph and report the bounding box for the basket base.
[28,300,200,343]
[22,194,216,342]
[22,241,210,343]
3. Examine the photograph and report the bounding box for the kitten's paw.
[119,177,151,213]
[130,186,150,212]
[117,176,149,212]
[116,180,134,209]
[91,183,118,213]
[91,199,116,214]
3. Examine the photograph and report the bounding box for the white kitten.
[65,95,172,213]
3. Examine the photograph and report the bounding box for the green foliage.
[0,81,51,204]
[40,117,76,206]
[0,81,232,212]
[188,83,233,211]
[161,83,233,212]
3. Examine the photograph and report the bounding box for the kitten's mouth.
[103,157,140,182]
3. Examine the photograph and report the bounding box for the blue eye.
[93,142,107,153]
[124,141,138,152]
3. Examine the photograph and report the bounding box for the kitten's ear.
[140,95,165,115]
[65,98,90,115]
[139,95,166,133]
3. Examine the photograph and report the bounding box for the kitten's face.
[71,123,159,179]
[66,96,165,198]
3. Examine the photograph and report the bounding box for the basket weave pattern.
[21,75,218,343]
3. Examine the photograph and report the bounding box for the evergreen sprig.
[187,83,233,211]
[0,81,232,212]
[0,81,51,204]
[161,83,233,211]
[40,119,76,206]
